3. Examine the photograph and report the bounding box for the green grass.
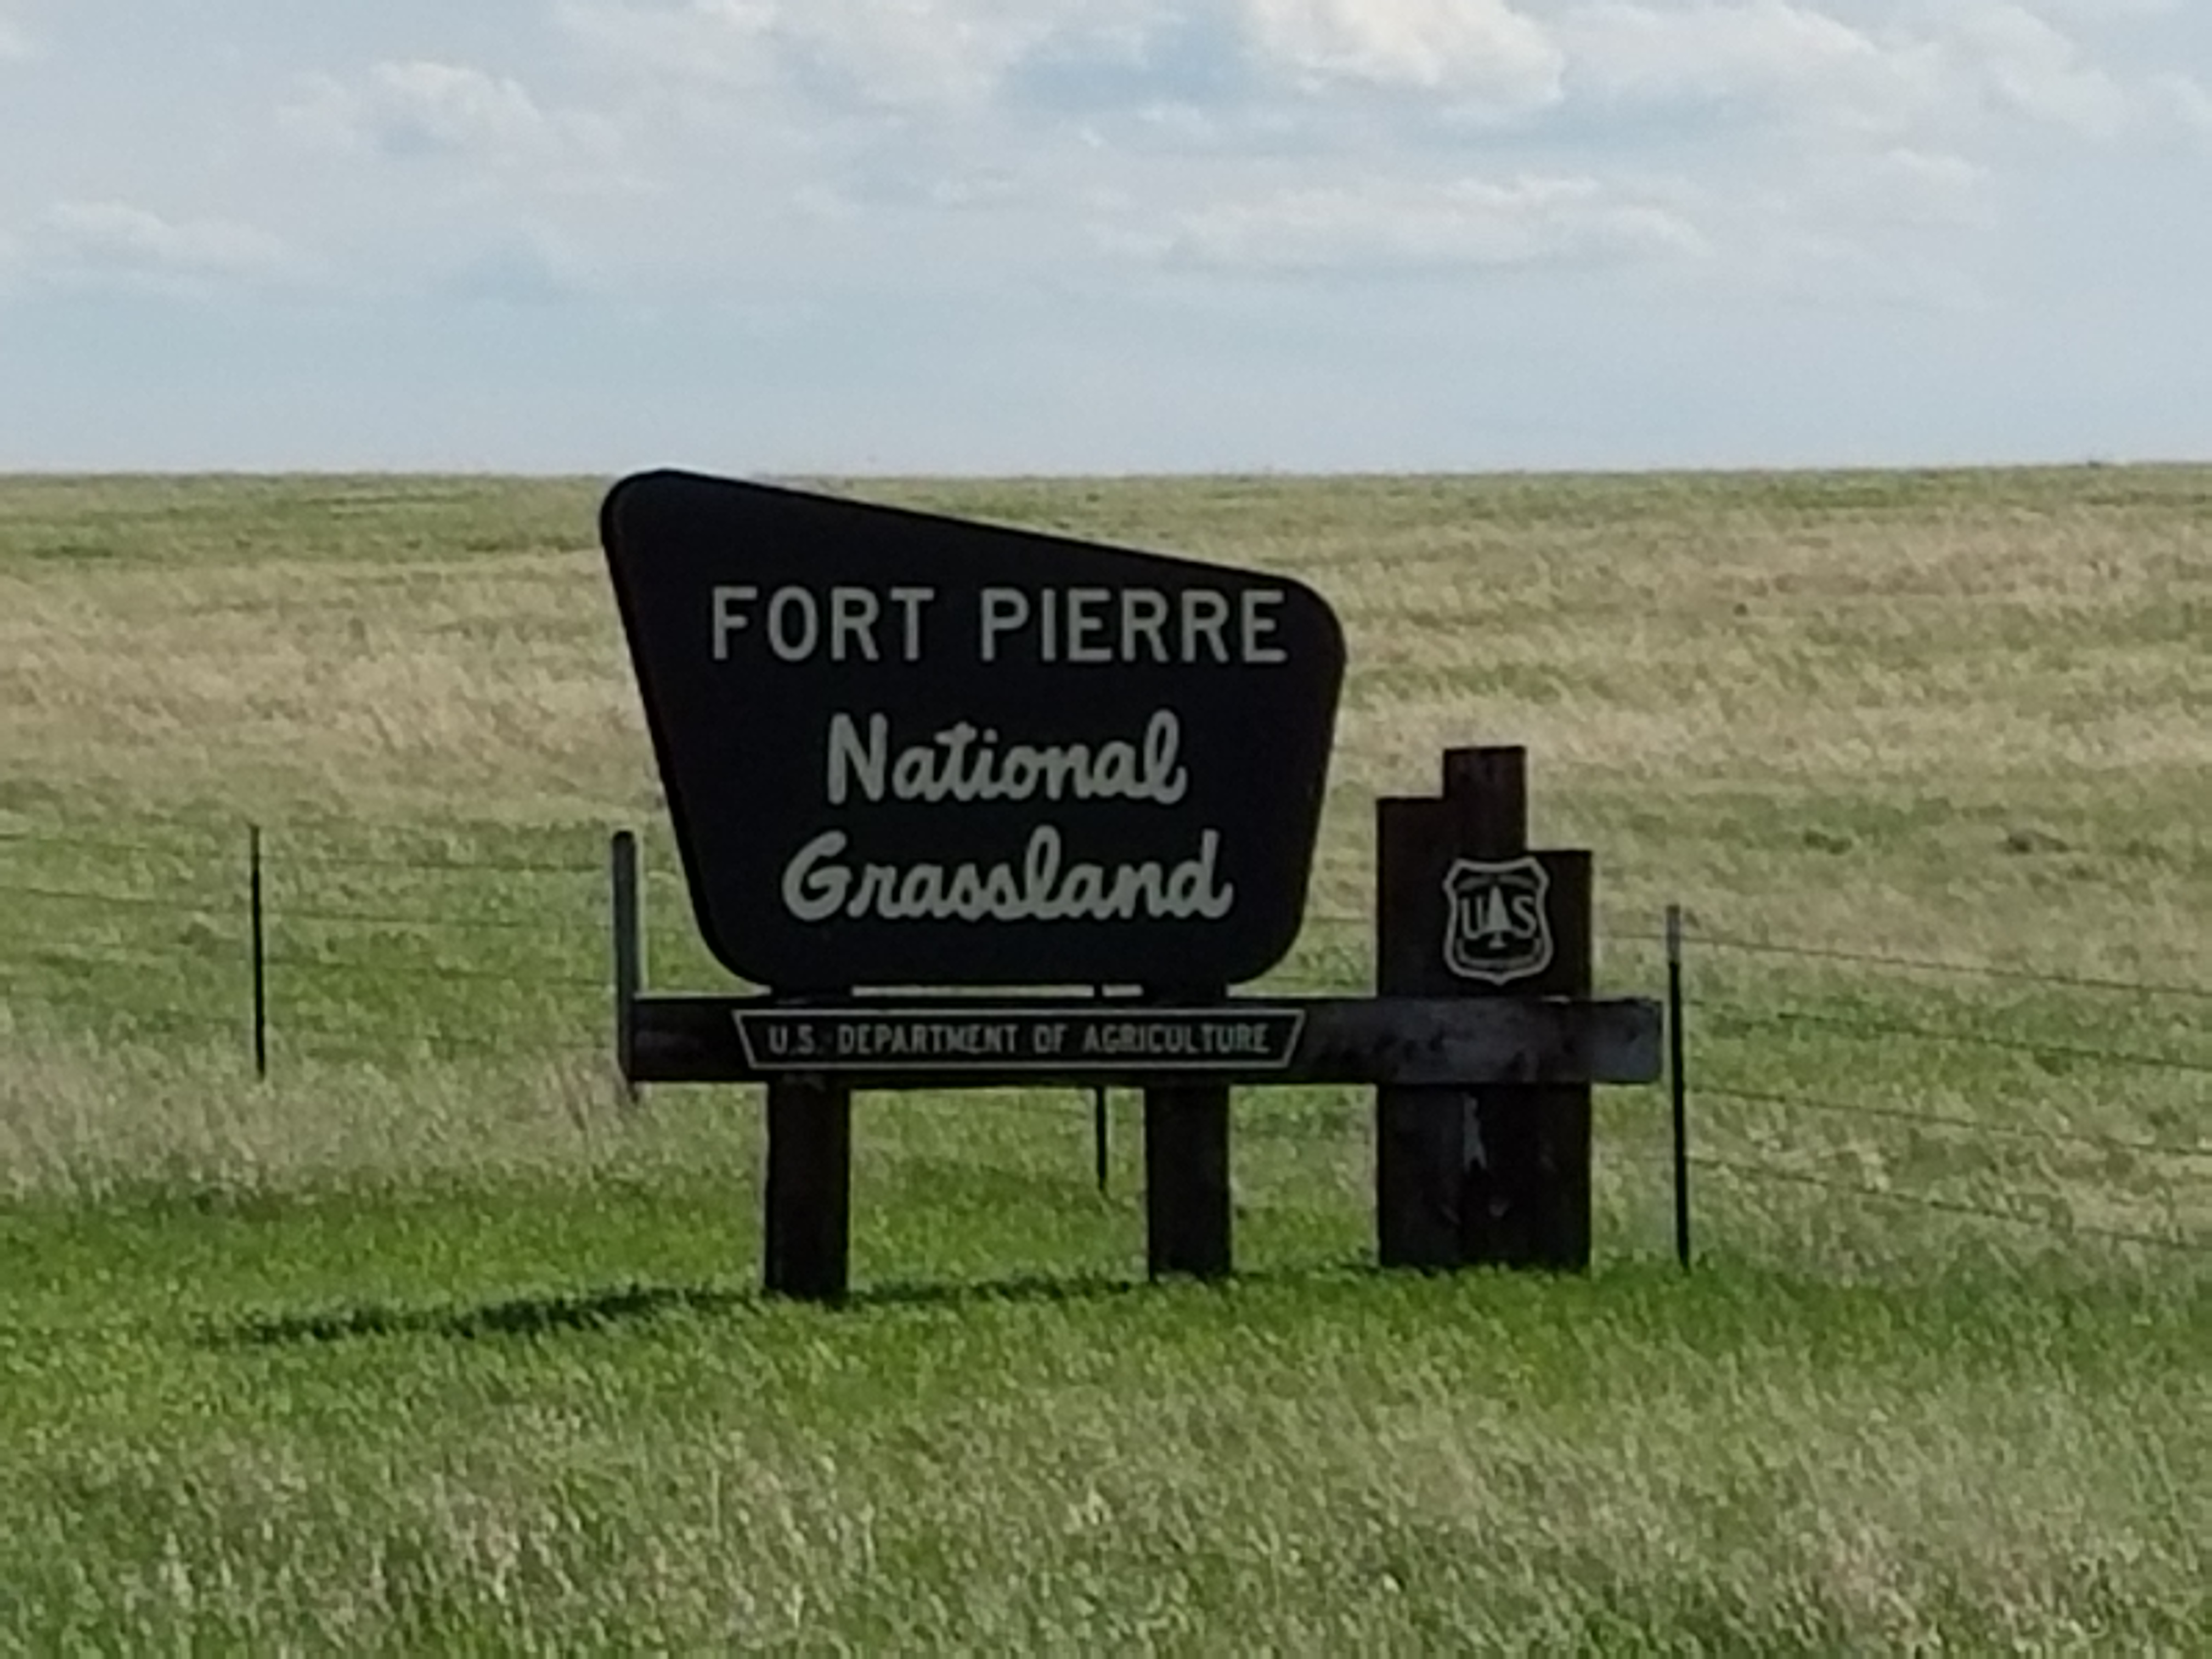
[0,469,2206,1650]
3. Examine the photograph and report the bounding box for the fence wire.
[1688,930,2212,1003]
[1689,1153,2202,1255]
[0,879,223,915]
[1673,910,2209,1268]
[1690,1000,2212,1080]
[1699,1084,2210,1163]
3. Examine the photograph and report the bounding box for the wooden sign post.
[764,1077,851,1301]
[1376,747,1590,1272]
[1142,984,1233,1280]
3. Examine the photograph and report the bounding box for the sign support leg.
[1143,983,1232,1281]
[1143,1084,1231,1280]
[764,1081,852,1302]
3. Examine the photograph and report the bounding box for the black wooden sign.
[601,470,1345,990]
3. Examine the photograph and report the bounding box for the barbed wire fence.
[0,821,611,1069]
[1654,913,2209,1262]
[3,821,2205,1262]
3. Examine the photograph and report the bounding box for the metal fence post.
[612,830,641,1105]
[250,825,268,1079]
[1666,903,1690,1269]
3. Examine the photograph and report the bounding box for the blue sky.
[1,0,2207,473]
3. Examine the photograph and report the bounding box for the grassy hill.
[1,470,2205,1649]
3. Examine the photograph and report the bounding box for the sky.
[0,0,2207,475]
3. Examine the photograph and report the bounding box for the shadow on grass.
[211,1264,1363,1347]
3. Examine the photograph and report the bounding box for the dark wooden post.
[763,1079,853,1302]
[1466,848,1591,1271]
[1374,747,1594,1273]
[1375,808,1473,1269]
[1374,750,1526,1267]
[1142,985,1232,1281]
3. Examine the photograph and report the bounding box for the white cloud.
[431,230,589,304]
[31,201,306,290]
[1242,0,1565,112]
[2151,71,2212,141]
[780,1,1083,108]
[1869,144,1988,212]
[2027,0,2180,21]
[557,1,766,91]
[560,0,1163,107]
[281,60,620,168]
[0,13,30,61]
[1547,2,2186,147]
[1946,1,2130,138]
[1560,2,1943,132]
[1147,173,1708,271]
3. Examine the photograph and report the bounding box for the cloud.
[2151,71,2212,142]
[1946,1,2130,138]
[35,201,304,286]
[1544,1,2190,151]
[556,0,781,89]
[3,202,310,301]
[0,12,30,61]
[1142,173,1708,272]
[781,1,1100,108]
[1863,145,1989,221]
[281,59,620,168]
[563,0,1564,116]
[1559,2,1945,132]
[1241,0,1565,112]
[552,0,2195,158]
[560,0,1162,107]
[430,232,589,304]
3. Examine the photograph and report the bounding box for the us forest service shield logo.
[1442,856,1553,985]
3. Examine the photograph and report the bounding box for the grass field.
[0,469,2206,1650]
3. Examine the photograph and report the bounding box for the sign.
[601,470,1345,989]
[732,1006,1306,1074]
[1442,856,1554,985]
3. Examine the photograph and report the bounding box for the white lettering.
[825,712,885,806]
[1241,589,1288,664]
[890,587,935,661]
[831,588,881,663]
[1065,588,1111,663]
[768,589,819,662]
[980,588,1029,663]
[782,830,852,922]
[819,708,1190,806]
[712,586,759,661]
[778,825,1235,925]
[967,584,1291,664]
[1121,589,1170,663]
[1181,590,1231,663]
